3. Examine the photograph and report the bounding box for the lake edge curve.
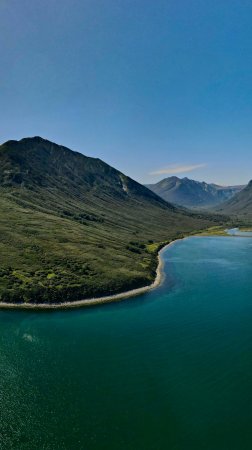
[0,238,184,310]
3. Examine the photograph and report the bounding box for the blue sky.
[1,0,252,185]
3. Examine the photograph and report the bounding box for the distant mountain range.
[216,180,252,217]
[146,176,245,209]
[0,137,216,305]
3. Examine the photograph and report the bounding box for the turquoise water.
[1,236,252,449]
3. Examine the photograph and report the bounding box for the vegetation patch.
[0,137,226,304]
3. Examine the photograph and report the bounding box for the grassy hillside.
[0,137,222,305]
[146,176,244,209]
[216,181,252,220]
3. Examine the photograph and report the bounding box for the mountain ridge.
[216,180,252,217]
[0,137,219,305]
[0,136,174,221]
[146,176,244,209]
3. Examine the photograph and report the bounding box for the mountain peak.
[146,176,245,209]
[20,136,50,144]
[2,136,50,147]
[0,135,171,208]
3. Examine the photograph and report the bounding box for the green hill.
[0,137,220,305]
[216,181,252,218]
[146,176,243,209]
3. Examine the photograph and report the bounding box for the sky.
[1,0,252,185]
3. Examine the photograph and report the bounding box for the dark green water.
[1,236,252,450]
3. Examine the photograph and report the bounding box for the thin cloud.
[150,163,206,176]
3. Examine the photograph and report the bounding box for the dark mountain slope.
[216,181,252,218]
[1,136,166,206]
[146,176,244,209]
[0,137,220,305]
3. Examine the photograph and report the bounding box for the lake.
[0,236,252,449]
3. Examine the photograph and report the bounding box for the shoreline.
[0,230,246,311]
[0,239,182,311]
